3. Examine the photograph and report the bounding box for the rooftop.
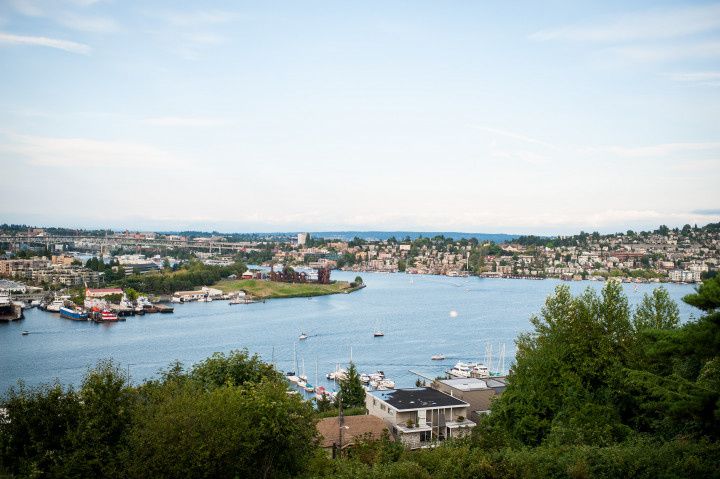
[439,377,508,392]
[316,415,388,448]
[369,387,468,410]
[439,378,490,391]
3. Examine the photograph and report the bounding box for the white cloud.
[471,126,559,150]
[0,31,90,54]
[666,71,720,86]
[56,13,119,33]
[607,41,720,63]
[184,32,225,46]
[142,116,228,127]
[596,142,720,158]
[531,3,720,43]
[152,9,241,27]
[0,133,178,168]
[9,0,44,17]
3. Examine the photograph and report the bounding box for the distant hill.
[310,231,520,242]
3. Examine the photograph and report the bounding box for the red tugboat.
[100,309,119,322]
[90,307,120,323]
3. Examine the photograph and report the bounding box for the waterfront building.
[366,387,476,449]
[432,377,507,421]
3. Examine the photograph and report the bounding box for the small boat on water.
[59,306,88,321]
[21,330,29,336]
[298,332,308,340]
[431,354,445,360]
[373,331,384,337]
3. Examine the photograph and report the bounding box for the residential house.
[365,387,475,449]
[432,377,507,421]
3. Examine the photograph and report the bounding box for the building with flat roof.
[366,387,475,449]
[432,377,507,421]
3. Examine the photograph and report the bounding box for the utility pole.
[338,396,344,455]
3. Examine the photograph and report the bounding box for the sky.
[1,0,719,235]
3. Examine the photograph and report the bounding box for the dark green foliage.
[126,380,317,479]
[316,392,333,412]
[0,361,132,479]
[115,259,246,294]
[1,351,317,479]
[189,349,282,388]
[336,362,366,409]
[486,280,720,447]
[0,382,81,477]
[684,275,720,312]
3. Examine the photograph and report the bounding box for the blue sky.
[1,0,719,234]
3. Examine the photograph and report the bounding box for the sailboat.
[286,343,300,383]
[302,357,315,392]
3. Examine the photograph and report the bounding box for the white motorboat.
[431,354,446,360]
[45,296,65,312]
[380,379,395,389]
[298,332,308,340]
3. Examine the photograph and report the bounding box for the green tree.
[683,275,720,312]
[126,380,317,479]
[633,287,680,331]
[62,360,134,478]
[189,349,282,389]
[125,287,140,302]
[336,362,366,409]
[316,392,333,412]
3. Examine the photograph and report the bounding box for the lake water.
[0,272,699,394]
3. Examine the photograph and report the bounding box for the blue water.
[0,272,699,394]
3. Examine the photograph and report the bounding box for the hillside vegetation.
[215,279,357,298]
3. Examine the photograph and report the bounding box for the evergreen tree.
[336,362,366,409]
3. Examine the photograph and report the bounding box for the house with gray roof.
[365,387,476,449]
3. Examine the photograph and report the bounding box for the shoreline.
[213,279,365,300]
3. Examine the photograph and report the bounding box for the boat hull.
[59,307,87,321]
[0,303,23,321]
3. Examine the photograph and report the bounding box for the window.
[380,404,386,411]
[420,431,431,442]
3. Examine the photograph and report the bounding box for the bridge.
[0,235,276,254]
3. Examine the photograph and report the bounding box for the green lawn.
[214,279,360,299]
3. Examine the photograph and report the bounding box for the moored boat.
[0,292,23,322]
[93,309,119,323]
[44,296,65,312]
[59,306,88,321]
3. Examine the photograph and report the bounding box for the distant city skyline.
[1,1,719,234]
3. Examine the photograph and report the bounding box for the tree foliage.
[0,351,316,479]
[336,362,366,409]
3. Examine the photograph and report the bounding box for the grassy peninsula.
[215,278,362,299]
